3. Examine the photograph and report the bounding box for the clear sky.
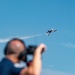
[0,0,75,75]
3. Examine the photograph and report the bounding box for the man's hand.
[35,44,46,54]
[20,43,46,75]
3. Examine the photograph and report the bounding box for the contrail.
[0,34,43,43]
[0,29,57,43]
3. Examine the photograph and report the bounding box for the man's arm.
[20,44,46,75]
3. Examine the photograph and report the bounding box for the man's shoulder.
[0,58,13,68]
[0,58,25,75]
[0,58,14,75]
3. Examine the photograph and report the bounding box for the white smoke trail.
[0,29,57,43]
[0,34,43,43]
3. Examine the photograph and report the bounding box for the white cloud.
[62,43,75,49]
[41,69,74,75]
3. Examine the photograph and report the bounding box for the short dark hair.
[4,38,26,55]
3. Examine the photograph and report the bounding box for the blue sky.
[0,0,75,75]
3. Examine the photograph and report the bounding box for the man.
[0,38,46,75]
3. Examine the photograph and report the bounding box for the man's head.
[4,38,26,58]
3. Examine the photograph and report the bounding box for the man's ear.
[4,41,10,55]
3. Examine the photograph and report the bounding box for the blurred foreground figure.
[0,38,46,75]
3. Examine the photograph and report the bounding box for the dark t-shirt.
[0,58,23,75]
